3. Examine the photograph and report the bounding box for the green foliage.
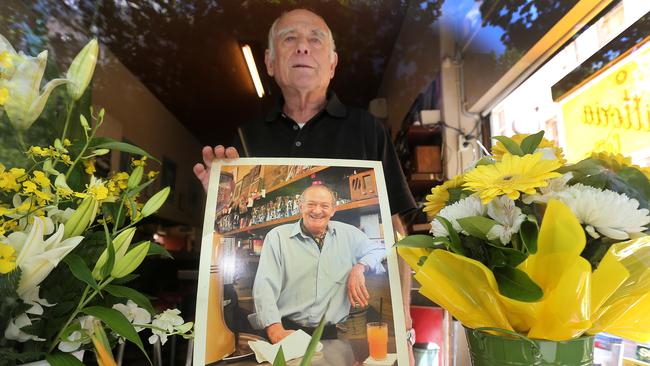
[493,136,524,156]
[493,267,543,302]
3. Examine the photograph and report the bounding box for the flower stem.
[61,100,75,142]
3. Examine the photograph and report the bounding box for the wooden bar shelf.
[220,197,379,236]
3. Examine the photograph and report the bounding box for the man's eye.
[310,38,321,44]
[284,36,296,42]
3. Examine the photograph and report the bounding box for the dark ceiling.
[13,1,426,146]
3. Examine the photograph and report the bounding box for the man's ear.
[329,52,338,79]
[265,49,274,77]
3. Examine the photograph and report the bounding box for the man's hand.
[266,323,294,344]
[192,145,240,192]
[347,263,370,308]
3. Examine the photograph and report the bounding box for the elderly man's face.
[300,186,336,236]
[265,10,337,93]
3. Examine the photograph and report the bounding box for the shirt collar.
[265,90,347,122]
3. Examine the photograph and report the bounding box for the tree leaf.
[91,137,156,161]
[63,253,100,292]
[493,267,543,302]
[81,306,151,364]
[520,131,545,154]
[493,136,524,156]
[104,285,155,315]
[395,235,438,248]
[46,352,84,366]
[435,216,465,255]
[457,216,497,240]
[519,220,538,254]
[273,346,286,366]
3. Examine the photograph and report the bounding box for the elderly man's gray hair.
[267,10,337,62]
[299,184,337,206]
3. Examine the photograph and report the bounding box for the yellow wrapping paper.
[400,199,650,341]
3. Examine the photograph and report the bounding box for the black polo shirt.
[232,92,416,215]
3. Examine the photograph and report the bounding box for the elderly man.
[193,8,417,356]
[249,184,385,343]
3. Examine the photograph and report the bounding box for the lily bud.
[63,196,96,239]
[66,39,98,101]
[127,166,143,189]
[111,241,150,278]
[141,187,170,217]
[92,228,136,280]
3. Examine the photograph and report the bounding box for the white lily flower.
[6,217,84,297]
[22,285,55,315]
[486,196,526,244]
[113,300,151,332]
[2,48,67,130]
[522,173,573,204]
[556,183,650,240]
[4,313,45,342]
[430,195,485,237]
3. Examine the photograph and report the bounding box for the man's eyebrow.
[311,29,327,38]
[276,28,296,38]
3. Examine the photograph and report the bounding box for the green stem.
[16,131,27,152]
[47,278,115,353]
[61,100,75,142]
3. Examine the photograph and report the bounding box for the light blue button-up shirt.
[248,220,386,329]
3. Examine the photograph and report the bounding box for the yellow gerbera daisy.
[463,152,562,204]
[592,151,633,172]
[423,174,464,218]
[492,134,565,163]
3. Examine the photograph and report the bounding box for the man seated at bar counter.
[248,184,385,343]
[193,8,417,357]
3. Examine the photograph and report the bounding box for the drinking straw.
[379,297,383,323]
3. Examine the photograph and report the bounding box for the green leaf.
[127,165,144,189]
[395,235,437,248]
[273,346,287,366]
[493,267,543,302]
[299,308,328,366]
[104,285,155,315]
[493,136,524,156]
[147,242,173,259]
[63,253,100,292]
[141,187,170,217]
[486,246,507,268]
[457,216,497,240]
[81,306,151,364]
[474,156,495,166]
[520,131,545,154]
[91,137,156,161]
[500,247,528,267]
[46,352,84,366]
[519,220,538,254]
[435,216,464,255]
[417,256,428,266]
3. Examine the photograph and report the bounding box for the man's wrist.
[406,327,416,346]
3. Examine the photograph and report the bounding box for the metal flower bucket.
[465,327,594,366]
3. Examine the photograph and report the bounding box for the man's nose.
[296,38,310,55]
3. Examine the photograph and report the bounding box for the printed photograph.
[194,158,407,365]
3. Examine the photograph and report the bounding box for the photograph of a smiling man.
[248,183,386,344]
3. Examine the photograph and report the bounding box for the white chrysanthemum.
[430,195,485,237]
[486,196,526,244]
[522,173,573,204]
[555,183,650,240]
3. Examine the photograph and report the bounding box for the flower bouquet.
[0,35,192,365]
[397,131,650,364]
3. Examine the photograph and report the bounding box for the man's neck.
[281,88,327,124]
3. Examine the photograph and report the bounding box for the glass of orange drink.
[367,322,388,360]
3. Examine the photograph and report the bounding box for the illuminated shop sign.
[561,42,650,163]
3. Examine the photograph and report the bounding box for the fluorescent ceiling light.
[241,44,264,98]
